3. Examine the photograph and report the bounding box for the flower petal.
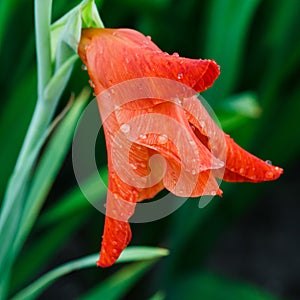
[182,95,283,182]
[78,28,220,95]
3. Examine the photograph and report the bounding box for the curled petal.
[78,28,220,95]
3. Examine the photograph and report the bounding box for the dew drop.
[139,134,147,140]
[211,191,216,196]
[200,120,205,128]
[239,168,245,174]
[139,162,147,168]
[130,163,137,170]
[89,79,95,88]
[81,64,87,71]
[173,97,182,105]
[172,52,179,57]
[265,160,272,165]
[265,171,274,179]
[112,240,118,246]
[120,123,130,133]
[191,169,197,175]
[157,134,168,145]
[146,35,152,41]
[189,137,196,144]
[177,72,183,79]
[112,249,118,254]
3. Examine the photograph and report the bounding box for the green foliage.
[0,0,299,299]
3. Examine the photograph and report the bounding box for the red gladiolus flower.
[78,28,283,267]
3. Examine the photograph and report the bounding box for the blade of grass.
[202,0,261,101]
[12,88,90,259]
[37,169,107,230]
[80,261,155,300]
[10,212,90,294]
[11,247,169,300]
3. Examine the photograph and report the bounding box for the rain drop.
[191,169,197,175]
[89,79,95,88]
[177,72,183,79]
[139,134,147,140]
[200,120,205,128]
[81,64,87,71]
[265,160,272,165]
[211,191,216,196]
[265,171,274,179]
[130,163,137,170]
[120,123,130,133]
[146,35,152,41]
[239,168,245,174]
[157,134,168,145]
[112,240,118,246]
[173,97,182,105]
[172,52,179,57]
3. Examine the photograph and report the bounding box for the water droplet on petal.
[112,240,118,246]
[211,191,216,196]
[173,97,182,105]
[81,64,87,71]
[191,169,197,175]
[139,134,147,140]
[177,72,183,79]
[130,163,137,170]
[172,52,179,57]
[239,168,245,174]
[200,120,205,128]
[157,134,168,144]
[120,123,130,133]
[112,249,118,254]
[265,160,272,165]
[189,140,196,146]
[146,35,151,41]
[265,171,274,179]
[89,79,95,88]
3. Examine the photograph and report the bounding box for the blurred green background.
[0,0,299,299]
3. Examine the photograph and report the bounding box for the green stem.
[35,0,52,96]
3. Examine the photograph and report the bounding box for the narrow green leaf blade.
[80,261,155,300]
[11,247,168,300]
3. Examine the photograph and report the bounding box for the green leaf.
[148,291,166,300]
[203,0,261,101]
[80,261,155,300]
[216,92,262,131]
[168,272,280,300]
[12,88,90,258]
[38,169,107,230]
[11,247,168,300]
[11,212,90,294]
